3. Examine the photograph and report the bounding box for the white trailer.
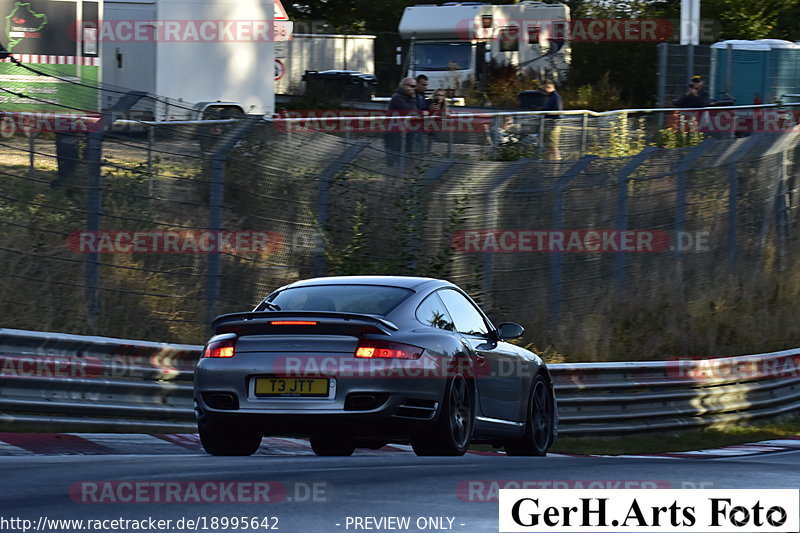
[102,0,275,119]
[399,1,570,95]
[274,34,376,94]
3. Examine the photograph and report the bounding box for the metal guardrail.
[1,328,798,436]
[0,329,198,433]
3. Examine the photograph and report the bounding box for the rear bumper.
[195,355,449,438]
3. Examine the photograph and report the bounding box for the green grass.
[549,416,800,455]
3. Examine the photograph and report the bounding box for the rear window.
[264,285,413,316]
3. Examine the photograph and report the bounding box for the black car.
[194,276,557,457]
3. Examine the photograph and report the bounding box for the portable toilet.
[711,40,800,104]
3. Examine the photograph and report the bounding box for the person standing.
[673,75,710,108]
[541,79,563,160]
[415,74,430,111]
[385,77,419,165]
[422,88,449,153]
[389,77,418,112]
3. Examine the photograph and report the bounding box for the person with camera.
[419,88,449,154]
[673,75,710,108]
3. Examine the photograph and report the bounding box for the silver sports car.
[194,276,557,456]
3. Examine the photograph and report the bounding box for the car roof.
[283,275,449,291]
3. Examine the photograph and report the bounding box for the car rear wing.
[211,311,398,337]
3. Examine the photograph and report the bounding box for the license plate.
[254,377,329,397]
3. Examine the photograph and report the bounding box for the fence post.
[206,116,263,329]
[580,113,588,157]
[538,114,545,159]
[491,115,503,159]
[447,117,454,158]
[674,140,714,269]
[657,43,668,108]
[548,156,596,326]
[27,132,36,178]
[722,133,762,265]
[311,142,370,278]
[775,148,790,271]
[753,133,796,276]
[614,147,657,291]
[481,159,531,311]
[399,130,407,175]
[84,91,145,335]
[147,124,155,197]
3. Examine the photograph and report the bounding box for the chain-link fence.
[1,113,798,360]
[1,55,799,361]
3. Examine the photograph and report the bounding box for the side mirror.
[497,322,524,340]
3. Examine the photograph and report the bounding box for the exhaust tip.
[203,392,239,410]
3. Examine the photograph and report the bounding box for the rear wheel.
[198,418,262,456]
[412,371,474,456]
[310,437,356,456]
[505,375,554,456]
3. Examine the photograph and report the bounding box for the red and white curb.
[0,433,798,457]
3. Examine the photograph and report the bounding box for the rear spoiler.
[211,311,398,337]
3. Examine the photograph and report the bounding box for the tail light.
[203,336,236,358]
[354,339,424,360]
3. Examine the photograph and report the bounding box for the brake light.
[203,337,236,358]
[354,340,423,360]
[270,321,318,326]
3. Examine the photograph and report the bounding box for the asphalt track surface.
[2,448,799,533]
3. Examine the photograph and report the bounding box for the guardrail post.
[84,91,145,334]
[615,147,657,291]
[312,142,370,278]
[481,159,530,311]
[548,156,596,326]
[206,116,263,329]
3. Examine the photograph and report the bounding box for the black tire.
[198,418,262,456]
[310,437,356,457]
[505,374,555,456]
[412,371,474,456]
